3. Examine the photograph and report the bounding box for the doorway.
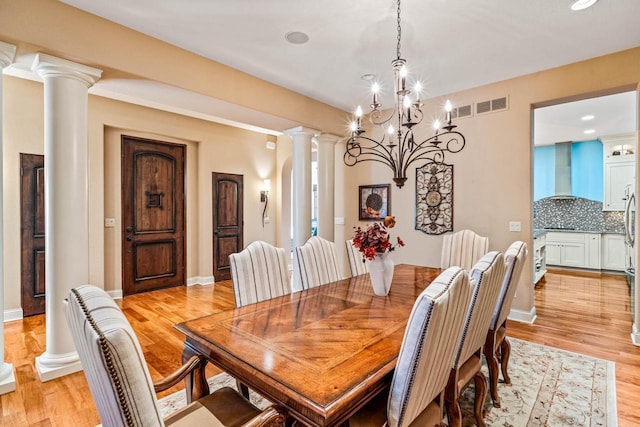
[212,172,243,281]
[121,136,186,295]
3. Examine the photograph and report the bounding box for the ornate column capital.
[0,41,16,69]
[31,53,102,88]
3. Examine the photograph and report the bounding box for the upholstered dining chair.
[445,251,506,427]
[230,240,290,307]
[483,241,528,408]
[64,285,285,427]
[294,236,342,289]
[346,239,369,277]
[348,266,474,427]
[440,229,489,270]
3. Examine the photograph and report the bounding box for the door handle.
[126,235,133,241]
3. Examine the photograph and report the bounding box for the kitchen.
[532,90,637,319]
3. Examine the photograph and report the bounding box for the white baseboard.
[508,306,537,324]
[107,289,123,300]
[631,323,640,346]
[187,276,214,286]
[3,308,24,323]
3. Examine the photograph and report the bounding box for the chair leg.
[236,379,250,399]
[445,397,462,427]
[500,337,512,385]
[485,349,501,408]
[473,372,488,427]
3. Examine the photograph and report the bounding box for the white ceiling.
[37,0,640,135]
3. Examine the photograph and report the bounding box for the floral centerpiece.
[352,216,405,261]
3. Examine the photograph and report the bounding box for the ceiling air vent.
[475,95,509,115]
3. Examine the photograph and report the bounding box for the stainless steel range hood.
[550,141,576,199]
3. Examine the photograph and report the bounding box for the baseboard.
[107,289,123,300]
[3,308,23,323]
[631,323,640,347]
[508,306,537,324]
[187,276,214,286]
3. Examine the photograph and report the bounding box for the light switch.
[509,221,521,232]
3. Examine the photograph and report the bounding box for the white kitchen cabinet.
[602,234,627,271]
[545,232,600,269]
[602,133,636,211]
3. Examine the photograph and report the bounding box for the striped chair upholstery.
[440,229,489,270]
[230,241,290,307]
[348,267,474,427]
[484,241,528,407]
[64,285,284,427]
[346,239,369,277]
[445,251,506,427]
[294,236,342,289]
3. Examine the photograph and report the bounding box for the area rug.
[158,338,617,426]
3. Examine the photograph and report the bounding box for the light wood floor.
[1,269,638,426]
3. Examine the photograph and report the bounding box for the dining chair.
[229,240,291,307]
[294,236,342,289]
[483,241,528,408]
[64,284,285,427]
[348,266,474,427]
[346,239,369,277]
[440,229,489,270]
[445,251,506,427]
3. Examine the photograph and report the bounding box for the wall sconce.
[261,179,270,227]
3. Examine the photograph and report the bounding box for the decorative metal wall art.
[415,163,453,235]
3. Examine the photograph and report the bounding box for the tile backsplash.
[533,197,625,233]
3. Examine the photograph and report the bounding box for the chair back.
[491,241,528,330]
[230,240,291,307]
[387,267,474,427]
[64,285,164,427]
[440,229,489,270]
[346,239,369,277]
[454,251,506,369]
[294,236,342,289]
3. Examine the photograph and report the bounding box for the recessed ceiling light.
[570,0,598,11]
[285,31,309,45]
[361,73,375,81]
[581,114,595,121]
[584,129,596,134]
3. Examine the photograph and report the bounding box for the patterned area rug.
[159,338,617,426]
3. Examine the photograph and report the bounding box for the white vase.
[369,252,395,296]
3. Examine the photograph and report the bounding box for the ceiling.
[30,0,640,135]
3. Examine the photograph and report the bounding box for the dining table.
[174,264,441,427]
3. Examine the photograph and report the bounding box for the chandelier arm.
[344,135,399,171]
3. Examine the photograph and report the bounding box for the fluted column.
[315,134,340,241]
[31,53,102,381]
[0,40,16,395]
[285,126,318,291]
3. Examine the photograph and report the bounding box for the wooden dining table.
[174,264,441,427]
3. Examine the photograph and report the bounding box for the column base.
[0,363,16,394]
[35,351,82,382]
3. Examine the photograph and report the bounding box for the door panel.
[20,153,46,317]
[122,136,186,295]
[212,173,243,281]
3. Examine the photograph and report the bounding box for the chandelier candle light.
[344,0,466,188]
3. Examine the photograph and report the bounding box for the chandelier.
[343,0,466,188]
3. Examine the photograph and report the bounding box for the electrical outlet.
[104,218,115,227]
[509,221,521,232]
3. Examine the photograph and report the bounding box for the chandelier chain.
[396,0,402,60]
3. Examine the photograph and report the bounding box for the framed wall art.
[359,184,390,220]
[415,163,453,235]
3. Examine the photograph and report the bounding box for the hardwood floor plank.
[1,270,638,426]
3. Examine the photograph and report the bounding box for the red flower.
[352,216,404,261]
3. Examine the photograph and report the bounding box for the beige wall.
[340,48,640,319]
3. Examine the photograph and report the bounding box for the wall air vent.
[451,104,472,119]
[475,96,509,116]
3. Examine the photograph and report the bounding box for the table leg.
[182,344,209,403]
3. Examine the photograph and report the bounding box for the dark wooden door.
[20,153,46,317]
[122,136,186,295]
[212,173,243,281]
